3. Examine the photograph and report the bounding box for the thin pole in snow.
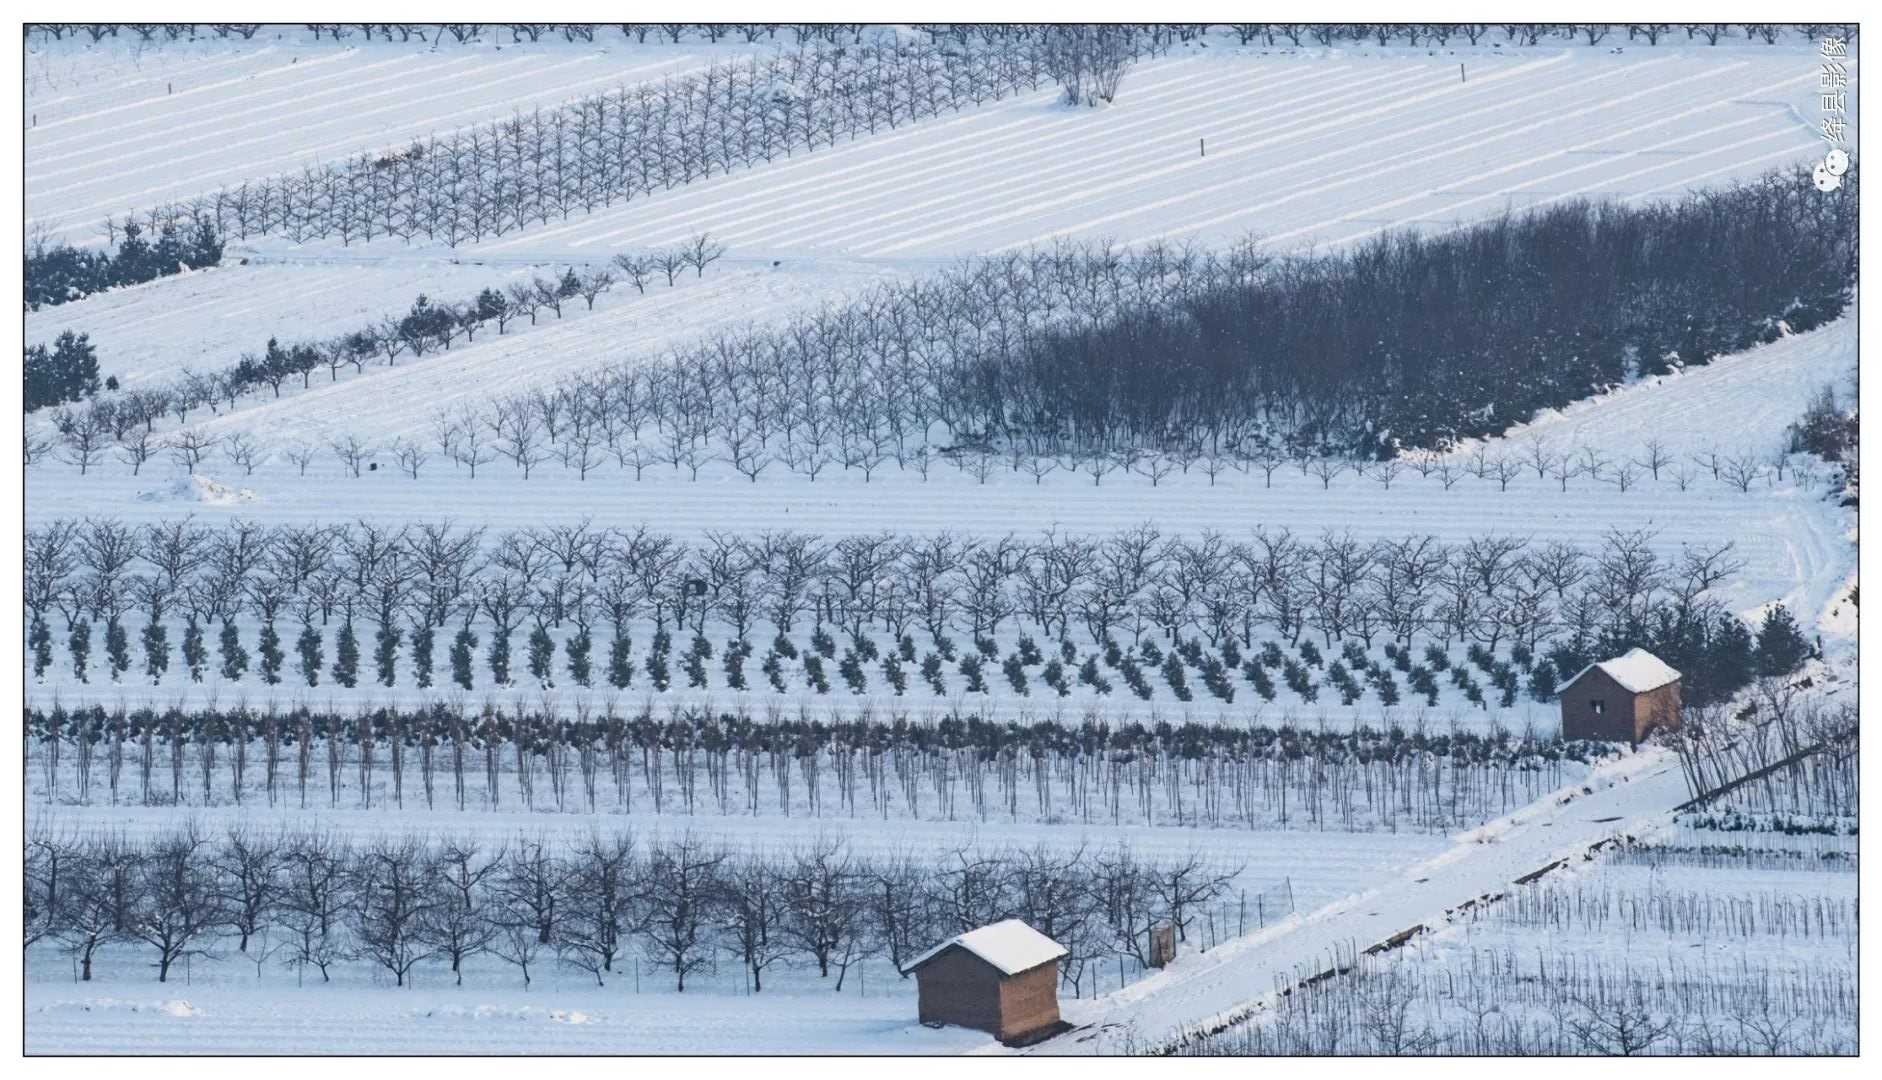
[1460,63,1466,83]
[1199,137,1206,157]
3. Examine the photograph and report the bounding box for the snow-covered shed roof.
[901,919,1068,977]
[1563,647,1681,694]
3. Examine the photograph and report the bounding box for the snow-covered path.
[1000,748,1690,1055]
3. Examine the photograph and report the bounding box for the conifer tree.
[1755,604,1810,677]
[1704,613,1755,701]
[410,621,434,689]
[258,623,284,685]
[142,620,170,683]
[219,620,249,681]
[297,624,323,687]
[68,620,91,682]
[105,619,130,681]
[566,628,593,688]
[333,621,360,688]
[30,619,52,679]
[607,634,634,689]
[528,626,555,687]
[450,628,478,690]
[375,625,402,687]
[488,630,512,686]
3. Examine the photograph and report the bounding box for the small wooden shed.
[901,919,1068,1044]
[1559,647,1683,742]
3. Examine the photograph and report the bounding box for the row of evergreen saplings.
[29,592,1814,716]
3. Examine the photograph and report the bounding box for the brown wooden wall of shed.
[1560,667,1682,742]
[995,962,1062,1041]
[913,948,1062,1042]
[915,947,1003,1034]
[1630,681,1683,740]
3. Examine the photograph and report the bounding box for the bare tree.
[611,253,653,294]
[1719,452,1763,492]
[1604,459,1641,493]
[222,432,269,476]
[57,409,112,475]
[574,267,616,310]
[1546,454,1584,492]
[126,826,224,982]
[168,429,221,475]
[329,434,375,478]
[643,836,726,991]
[1566,992,1679,1055]
[1485,455,1522,492]
[684,232,728,277]
[281,441,317,477]
[380,438,425,479]
[1633,438,1673,480]
[25,427,57,467]
[115,427,161,475]
[350,837,438,987]
[652,248,689,287]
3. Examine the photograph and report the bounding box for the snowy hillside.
[20,22,1859,1059]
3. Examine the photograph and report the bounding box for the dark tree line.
[1006,164,1857,455]
[24,219,223,311]
[25,825,1247,994]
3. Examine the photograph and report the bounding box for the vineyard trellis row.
[26,704,1614,833]
[1177,944,1856,1055]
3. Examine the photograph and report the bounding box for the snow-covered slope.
[471,47,1827,260]
[26,39,730,233]
[1008,749,1691,1055]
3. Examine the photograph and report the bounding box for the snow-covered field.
[473,47,1830,260]
[25,36,734,235]
[27,44,1838,441]
[22,316,1856,725]
[20,27,1860,1056]
[26,255,906,413]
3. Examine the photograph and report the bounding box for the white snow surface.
[903,919,1071,977]
[1563,646,1682,694]
[27,48,1842,450]
[466,47,1831,261]
[25,36,736,237]
[19,36,1863,1056]
[133,474,258,506]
